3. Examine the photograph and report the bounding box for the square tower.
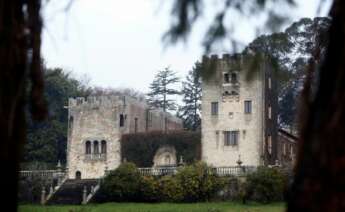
[201,54,278,167]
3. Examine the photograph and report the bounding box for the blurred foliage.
[164,0,296,53]
[245,166,288,203]
[121,131,201,167]
[18,175,53,204]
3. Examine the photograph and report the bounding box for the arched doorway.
[75,171,81,180]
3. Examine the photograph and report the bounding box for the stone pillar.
[41,187,46,205]
[82,186,87,204]
[49,185,54,195]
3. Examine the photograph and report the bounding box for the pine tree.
[147,67,180,112]
[178,62,202,131]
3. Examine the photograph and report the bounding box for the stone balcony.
[84,153,107,161]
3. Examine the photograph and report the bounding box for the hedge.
[121,131,201,167]
[98,162,225,203]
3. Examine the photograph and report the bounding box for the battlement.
[68,95,147,108]
[202,53,243,62]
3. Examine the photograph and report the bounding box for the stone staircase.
[46,179,99,205]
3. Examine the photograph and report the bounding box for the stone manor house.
[66,96,182,179]
[65,53,296,180]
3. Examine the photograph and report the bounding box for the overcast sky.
[41,0,331,94]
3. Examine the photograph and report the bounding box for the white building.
[201,54,278,167]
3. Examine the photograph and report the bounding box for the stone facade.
[277,129,297,168]
[66,95,182,179]
[201,54,278,167]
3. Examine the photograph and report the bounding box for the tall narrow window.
[211,102,218,115]
[267,136,272,154]
[216,131,219,148]
[93,140,99,154]
[224,131,239,146]
[224,73,230,83]
[101,140,107,154]
[148,112,152,127]
[134,117,138,133]
[231,73,238,83]
[268,77,272,89]
[119,114,124,127]
[85,141,91,154]
[268,106,272,119]
[244,100,252,114]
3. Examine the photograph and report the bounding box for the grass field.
[19,202,285,212]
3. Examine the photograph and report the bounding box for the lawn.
[19,202,285,212]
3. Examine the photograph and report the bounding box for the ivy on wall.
[121,131,201,167]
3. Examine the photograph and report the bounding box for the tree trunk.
[287,1,345,211]
[0,1,46,210]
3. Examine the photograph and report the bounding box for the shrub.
[139,176,160,202]
[245,166,287,203]
[98,162,141,202]
[175,162,226,202]
[158,175,184,202]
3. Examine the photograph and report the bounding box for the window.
[101,140,107,154]
[268,77,272,89]
[224,73,230,83]
[290,144,293,156]
[267,136,272,154]
[119,114,125,127]
[244,100,252,114]
[231,73,238,83]
[93,140,99,154]
[283,143,287,155]
[268,106,272,119]
[148,111,153,127]
[211,102,218,115]
[215,131,219,148]
[224,131,239,146]
[85,141,91,154]
[134,117,138,133]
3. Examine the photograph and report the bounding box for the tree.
[22,68,89,167]
[178,62,202,131]
[147,67,180,112]
[244,17,331,129]
[0,1,47,210]
[90,86,145,101]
